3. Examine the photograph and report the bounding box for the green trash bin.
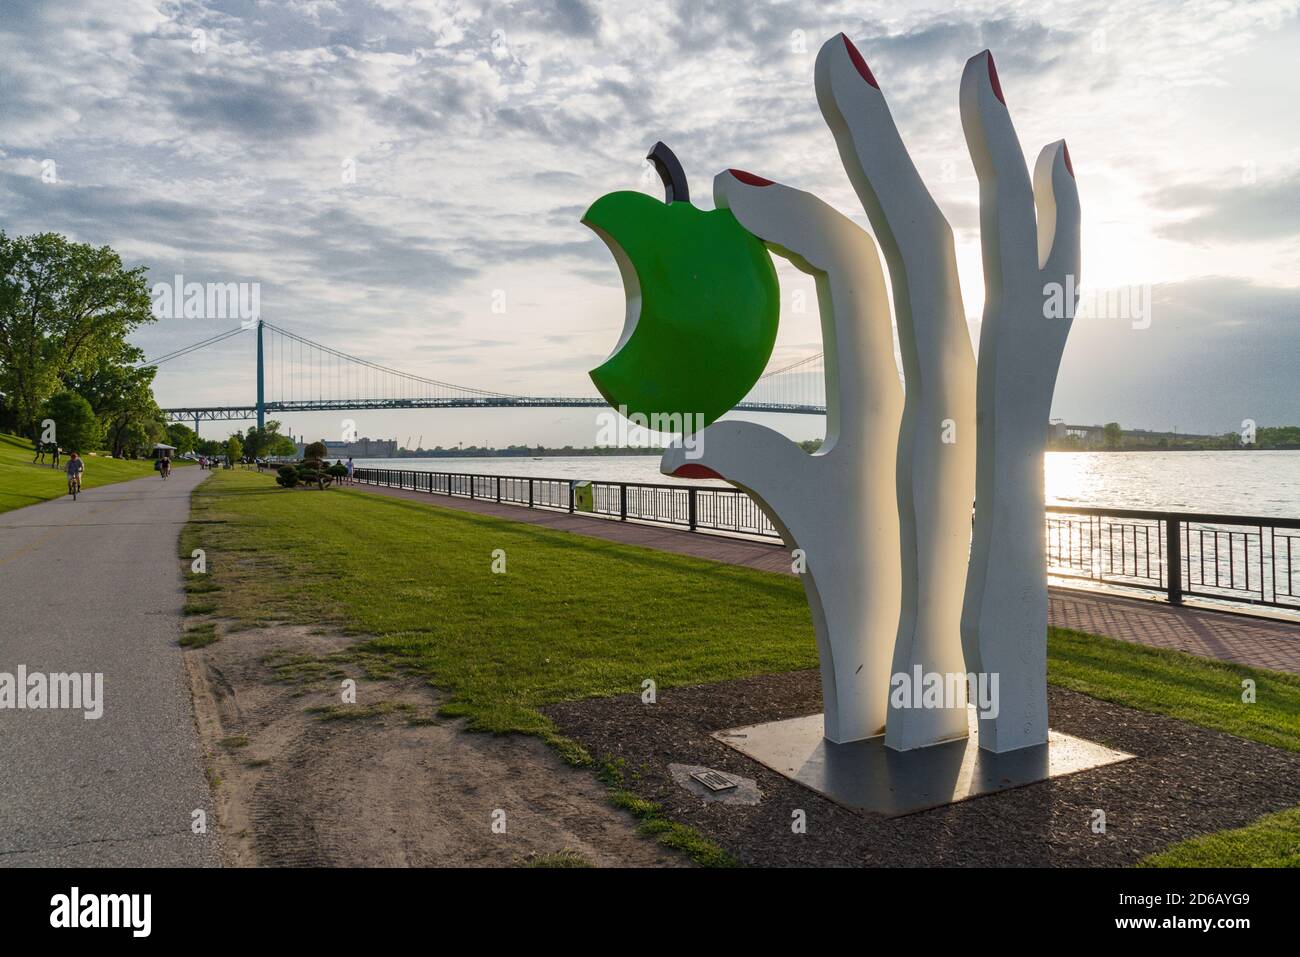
[574,480,594,513]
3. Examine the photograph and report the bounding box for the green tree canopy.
[166,422,199,455]
[244,420,297,458]
[66,342,164,457]
[0,232,155,438]
[41,390,103,453]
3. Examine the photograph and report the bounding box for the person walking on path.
[346,456,355,485]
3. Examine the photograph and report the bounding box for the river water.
[354,450,1299,518]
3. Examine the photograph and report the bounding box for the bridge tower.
[256,319,265,431]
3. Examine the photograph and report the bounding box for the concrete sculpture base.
[714,708,1131,817]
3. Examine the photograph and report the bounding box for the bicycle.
[68,473,81,500]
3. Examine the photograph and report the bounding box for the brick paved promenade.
[347,479,1300,675]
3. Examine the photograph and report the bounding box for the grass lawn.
[0,432,189,513]
[184,468,1300,867]
[184,468,816,746]
[1049,626,1300,754]
[1139,805,1300,867]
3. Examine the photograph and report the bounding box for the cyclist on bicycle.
[66,450,85,494]
[160,455,172,479]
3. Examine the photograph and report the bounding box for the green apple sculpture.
[582,144,780,430]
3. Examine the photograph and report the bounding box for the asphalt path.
[0,465,218,866]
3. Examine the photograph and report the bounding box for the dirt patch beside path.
[182,622,687,867]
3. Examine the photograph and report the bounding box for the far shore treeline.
[1049,421,1300,452]
[0,231,294,460]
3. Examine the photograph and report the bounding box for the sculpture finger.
[711,168,876,275]
[960,50,1035,278]
[660,420,810,537]
[1032,139,1081,280]
[814,33,946,254]
[711,168,897,450]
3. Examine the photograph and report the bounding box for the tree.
[1102,422,1123,449]
[118,417,166,459]
[41,391,103,453]
[68,349,164,457]
[243,420,296,458]
[0,232,155,437]
[303,440,328,461]
[166,422,198,455]
[1258,425,1300,449]
[225,435,243,464]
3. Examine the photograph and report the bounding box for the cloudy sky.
[3,0,1298,447]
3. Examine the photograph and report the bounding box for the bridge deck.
[162,398,829,421]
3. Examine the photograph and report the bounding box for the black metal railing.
[352,467,779,539]
[1045,506,1300,611]
[351,468,1299,613]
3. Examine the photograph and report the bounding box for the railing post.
[469,474,475,500]
[620,484,627,521]
[496,476,501,503]
[1166,516,1183,605]
[688,487,697,531]
[568,481,575,513]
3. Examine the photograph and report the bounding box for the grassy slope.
[0,432,190,513]
[185,468,1300,867]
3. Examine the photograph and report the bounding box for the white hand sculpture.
[959,51,1080,752]
[662,41,1079,756]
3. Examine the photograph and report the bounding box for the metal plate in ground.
[670,764,763,805]
[689,768,738,791]
[713,708,1133,817]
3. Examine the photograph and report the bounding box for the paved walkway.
[0,466,218,866]
[348,479,1300,675]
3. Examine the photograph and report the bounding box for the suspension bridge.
[153,321,828,433]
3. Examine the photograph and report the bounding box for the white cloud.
[1,0,1297,441]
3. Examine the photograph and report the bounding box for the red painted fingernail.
[985,50,1005,105]
[672,463,724,480]
[841,34,879,89]
[728,169,774,187]
[1062,142,1074,178]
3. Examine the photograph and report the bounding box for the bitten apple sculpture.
[582,143,780,429]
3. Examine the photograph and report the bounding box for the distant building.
[295,437,396,459]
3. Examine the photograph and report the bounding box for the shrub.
[297,466,333,489]
[41,391,103,453]
[275,465,298,488]
[326,464,347,480]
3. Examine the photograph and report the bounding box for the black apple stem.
[647,141,689,204]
